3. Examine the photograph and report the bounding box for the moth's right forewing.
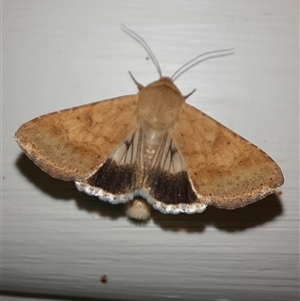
[15,95,139,181]
[170,103,284,209]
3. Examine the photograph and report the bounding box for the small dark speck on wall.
[100,275,108,284]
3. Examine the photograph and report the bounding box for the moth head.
[136,77,185,131]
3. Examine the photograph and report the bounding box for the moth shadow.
[16,154,283,231]
[152,193,283,232]
[15,154,124,219]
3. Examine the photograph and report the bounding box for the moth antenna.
[129,71,144,90]
[171,48,234,81]
[121,24,163,78]
[184,89,196,99]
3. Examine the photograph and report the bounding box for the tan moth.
[15,26,284,221]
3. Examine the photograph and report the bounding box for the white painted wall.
[2,0,299,300]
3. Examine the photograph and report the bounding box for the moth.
[15,26,284,220]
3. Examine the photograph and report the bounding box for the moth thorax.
[137,80,184,131]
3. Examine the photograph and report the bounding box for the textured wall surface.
[2,1,299,300]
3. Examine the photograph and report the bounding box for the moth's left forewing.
[170,103,284,210]
[15,95,139,181]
